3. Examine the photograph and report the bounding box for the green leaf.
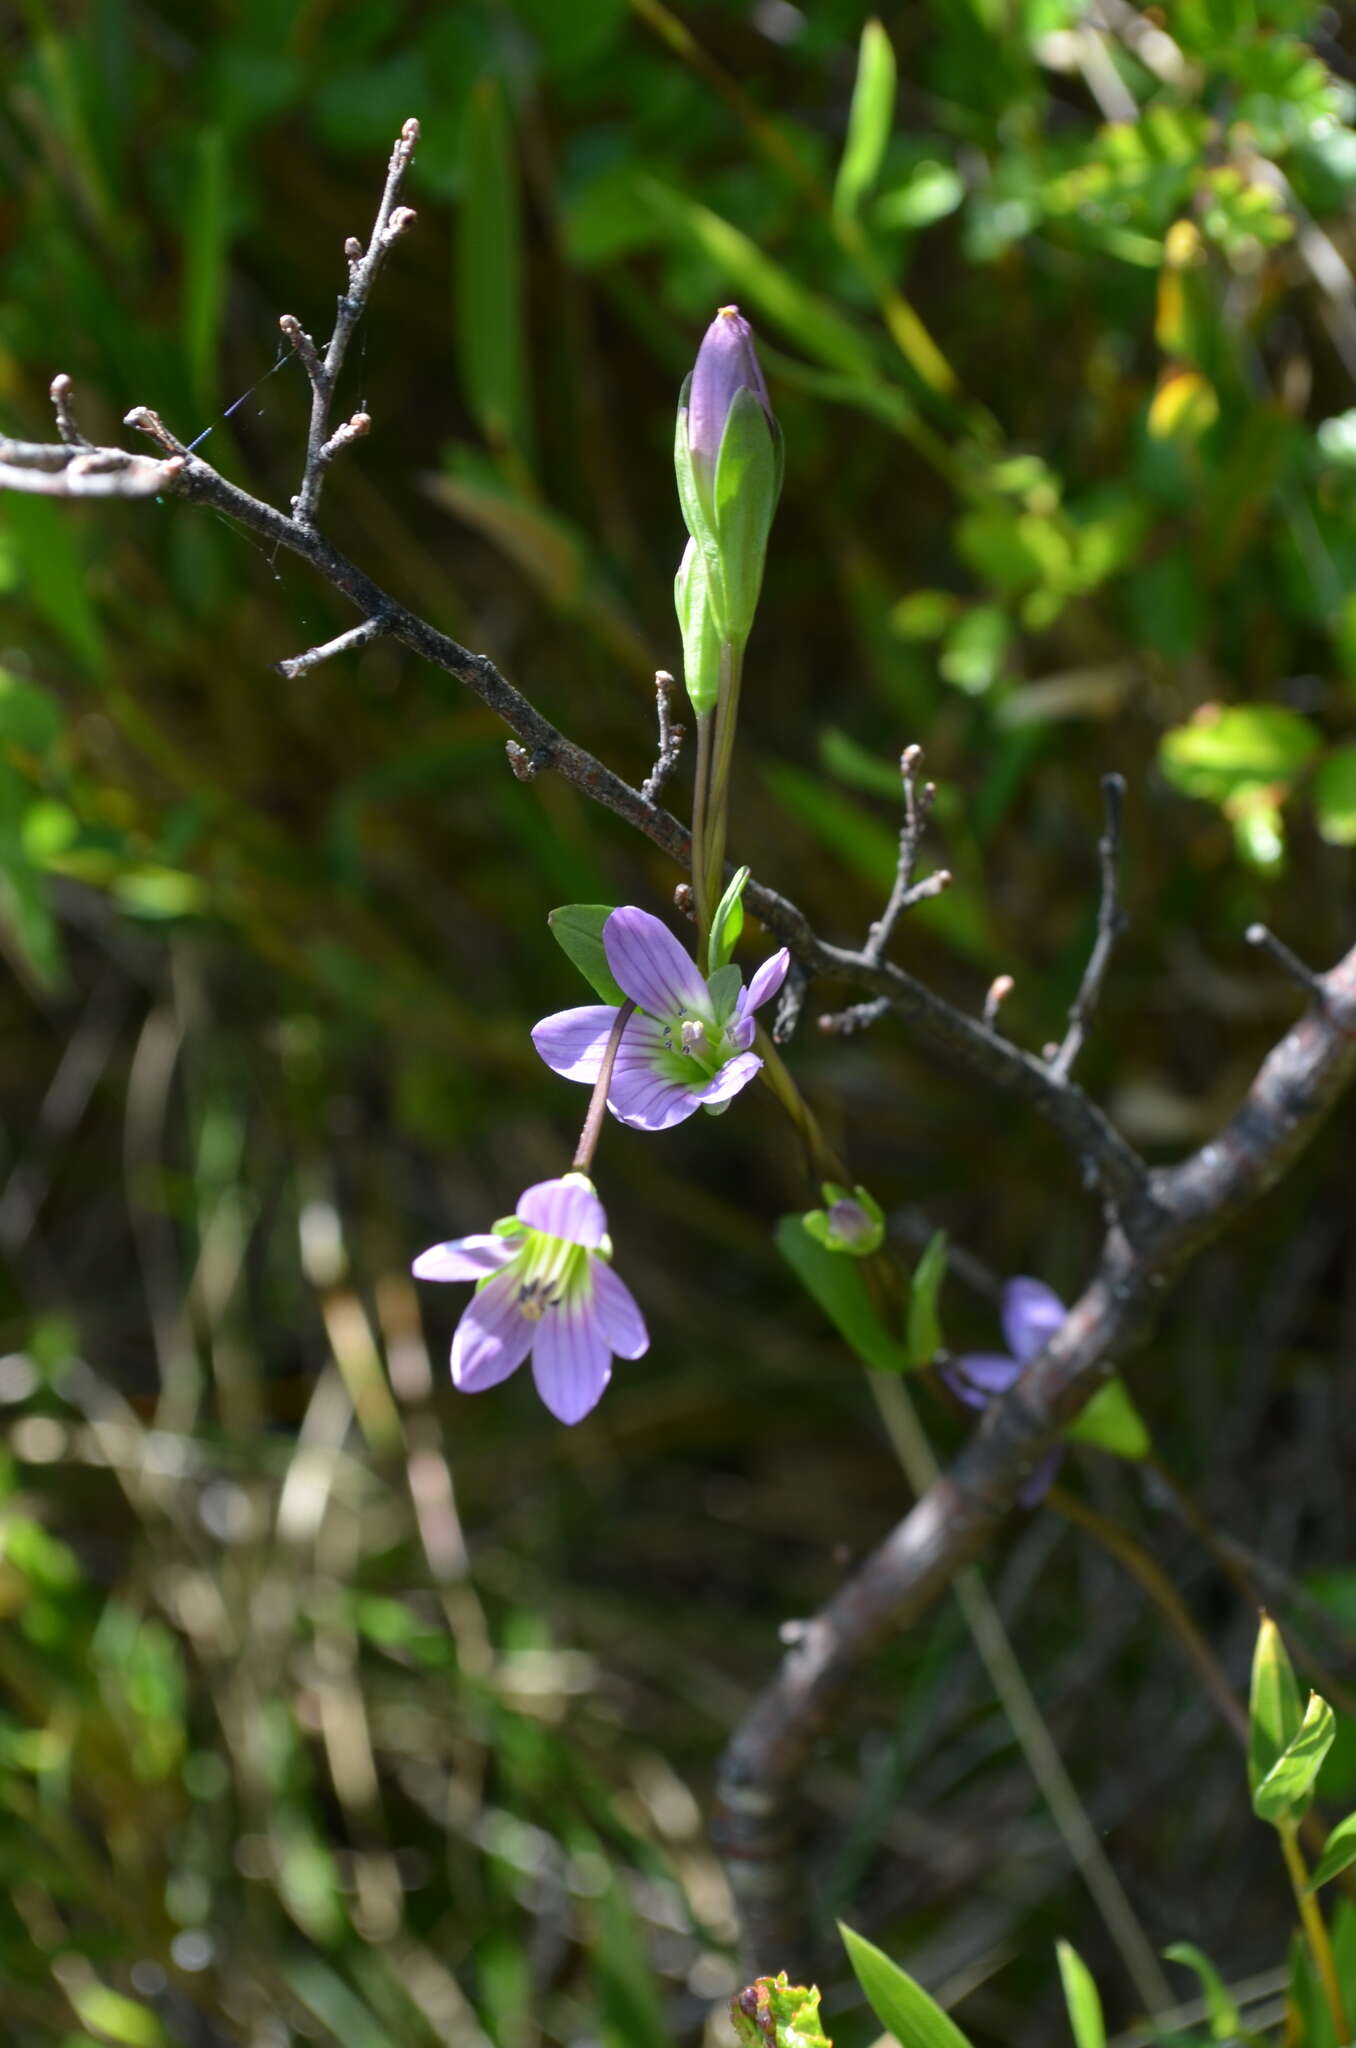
[587,1850,672,2048]
[708,865,750,975]
[67,1987,166,2048]
[1055,1941,1106,2048]
[1158,704,1320,808]
[1314,743,1356,846]
[457,75,530,458]
[1308,1811,1356,1890]
[675,538,723,718]
[642,181,882,382]
[1249,1614,1305,1797]
[777,1218,912,1375]
[1064,1378,1151,1460]
[1163,1942,1243,2042]
[713,386,781,646]
[731,1975,832,2048]
[834,20,897,223]
[183,126,229,410]
[548,904,625,1004]
[840,1924,974,2048]
[1253,1690,1336,1823]
[905,1230,947,1366]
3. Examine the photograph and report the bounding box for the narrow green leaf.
[840,1924,975,2048]
[457,75,529,458]
[547,905,625,1004]
[1064,1378,1151,1460]
[642,180,882,382]
[712,387,780,645]
[777,1218,912,1375]
[68,1987,166,2048]
[905,1230,947,1366]
[1253,1690,1335,1823]
[1163,1942,1242,2042]
[708,865,749,975]
[1309,1811,1356,1890]
[1249,1615,1304,1797]
[1056,1941,1106,2048]
[834,19,897,222]
[183,126,229,410]
[587,1851,672,2048]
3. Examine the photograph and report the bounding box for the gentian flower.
[943,1276,1066,1505]
[412,1174,647,1424]
[532,906,790,1132]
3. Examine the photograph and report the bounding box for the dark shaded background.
[2,2,1356,2042]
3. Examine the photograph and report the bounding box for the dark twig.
[1245,922,1327,1004]
[274,615,389,680]
[1049,773,1128,1081]
[864,744,950,964]
[641,671,685,806]
[716,936,1356,1971]
[818,997,889,1037]
[283,116,419,526]
[48,373,89,447]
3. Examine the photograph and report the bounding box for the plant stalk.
[1278,1819,1352,2045]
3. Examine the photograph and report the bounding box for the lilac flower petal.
[943,1353,1023,1408]
[688,306,771,476]
[604,906,708,1021]
[590,1261,650,1360]
[1002,1278,1067,1365]
[695,1050,762,1108]
[608,1059,702,1131]
[1018,1447,1062,1508]
[726,1013,756,1053]
[744,948,790,1014]
[531,1293,613,1424]
[451,1272,535,1393]
[530,1005,619,1083]
[412,1234,520,1283]
[517,1176,608,1248]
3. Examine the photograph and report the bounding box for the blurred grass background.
[3,0,1356,2042]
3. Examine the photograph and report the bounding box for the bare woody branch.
[1049,771,1128,1081]
[863,742,950,965]
[641,671,685,807]
[715,936,1356,1971]
[281,115,419,527]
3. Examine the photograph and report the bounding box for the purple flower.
[412,1174,648,1425]
[532,906,790,1132]
[943,1277,1066,1505]
[687,305,774,492]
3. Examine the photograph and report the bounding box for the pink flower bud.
[687,305,773,482]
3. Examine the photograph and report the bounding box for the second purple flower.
[532,906,789,1132]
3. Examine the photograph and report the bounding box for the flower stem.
[701,638,743,927]
[691,709,714,947]
[1278,1818,1352,2045]
[572,1000,636,1176]
[752,1023,846,1186]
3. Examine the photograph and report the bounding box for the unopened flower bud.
[801,1182,885,1258]
[673,305,783,717]
[688,307,773,495]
